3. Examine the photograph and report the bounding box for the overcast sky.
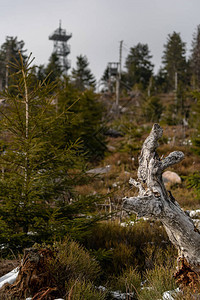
[1,0,200,81]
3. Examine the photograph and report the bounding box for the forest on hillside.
[0,26,200,299]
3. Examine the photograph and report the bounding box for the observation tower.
[49,21,72,73]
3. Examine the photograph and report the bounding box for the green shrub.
[50,237,101,283]
[138,260,177,300]
[110,267,141,294]
[66,279,107,300]
[187,172,200,197]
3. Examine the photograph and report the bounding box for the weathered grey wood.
[123,124,200,271]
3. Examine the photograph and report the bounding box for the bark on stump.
[123,123,200,292]
[0,248,59,300]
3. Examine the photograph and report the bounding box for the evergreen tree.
[35,64,46,82]
[142,96,163,122]
[186,91,200,197]
[29,64,46,87]
[71,55,96,91]
[101,66,110,91]
[101,66,109,83]
[190,25,200,88]
[190,91,200,155]
[31,53,62,85]
[154,68,168,93]
[124,43,154,90]
[45,52,63,83]
[0,54,100,251]
[0,36,27,90]
[58,77,107,161]
[162,32,187,90]
[30,53,62,86]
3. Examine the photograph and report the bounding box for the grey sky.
[0,0,200,81]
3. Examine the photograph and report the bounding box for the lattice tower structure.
[49,21,72,73]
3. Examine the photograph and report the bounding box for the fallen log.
[123,124,200,291]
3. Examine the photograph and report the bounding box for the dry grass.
[103,151,133,166]
[0,259,19,277]
[83,220,177,277]
[75,184,97,196]
[172,186,199,209]
[75,151,138,209]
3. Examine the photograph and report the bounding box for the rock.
[107,145,116,152]
[187,209,200,218]
[162,171,181,185]
[192,219,200,230]
[105,128,123,138]
[162,288,180,300]
[86,165,112,175]
[0,99,6,105]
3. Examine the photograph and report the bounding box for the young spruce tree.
[0,54,100,251]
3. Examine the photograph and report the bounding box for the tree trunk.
[123,123,200,290]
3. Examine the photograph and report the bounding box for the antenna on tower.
[49,21,72,74]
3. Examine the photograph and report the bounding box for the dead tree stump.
[123,124,200,291]
[0,248,59,300]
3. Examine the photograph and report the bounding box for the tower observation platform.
[49,21,72,73]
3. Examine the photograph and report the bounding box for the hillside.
[0,79,200,299]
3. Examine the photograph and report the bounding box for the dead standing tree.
[123,123,200,290]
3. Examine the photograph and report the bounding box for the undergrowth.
[65,280,107,300]
[82,220,177,278]
[31,237,105,299]
[138,260,177,300]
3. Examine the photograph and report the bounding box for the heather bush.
[138,257,177,300]
[65,279,107,300]
[110,267,141,294]
[50,237,101,283]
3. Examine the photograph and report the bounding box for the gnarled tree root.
[175,258,200,294]
[0,248,60,300]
